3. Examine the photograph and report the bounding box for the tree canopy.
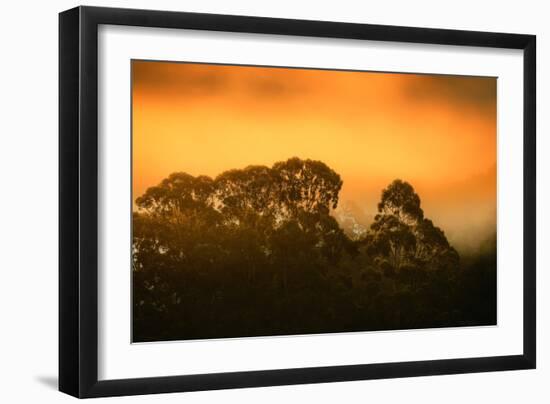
[366,179,459,273]
[132,158,495,342]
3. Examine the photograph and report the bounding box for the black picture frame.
[59,5,536,398]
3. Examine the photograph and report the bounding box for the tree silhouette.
[365,179,459,273]
[378,179,423,224]
[132,159,495,342]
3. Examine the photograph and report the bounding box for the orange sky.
[132,60,496,252]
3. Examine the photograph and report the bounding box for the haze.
[132,61,496,253]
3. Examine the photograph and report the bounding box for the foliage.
[132,158,496,341]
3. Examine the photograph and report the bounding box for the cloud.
[403,75,496,109]
[132,60,310,100]
[133,61,229,95]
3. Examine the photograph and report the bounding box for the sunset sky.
[132,60,496,252]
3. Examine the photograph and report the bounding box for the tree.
[377,179,423,225]
[414,218,459,271]
[136,172,216,217]
[365,180,459,273]
[366,214,416,271]
[272,157,343,217]
[132,157,354,340]
[132,163,489,343]
[215,165,278,223]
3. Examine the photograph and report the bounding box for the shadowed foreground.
[132,158,496,342]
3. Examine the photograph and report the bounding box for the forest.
[132,157,496,342]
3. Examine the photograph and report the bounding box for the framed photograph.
[59,6,536,398]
